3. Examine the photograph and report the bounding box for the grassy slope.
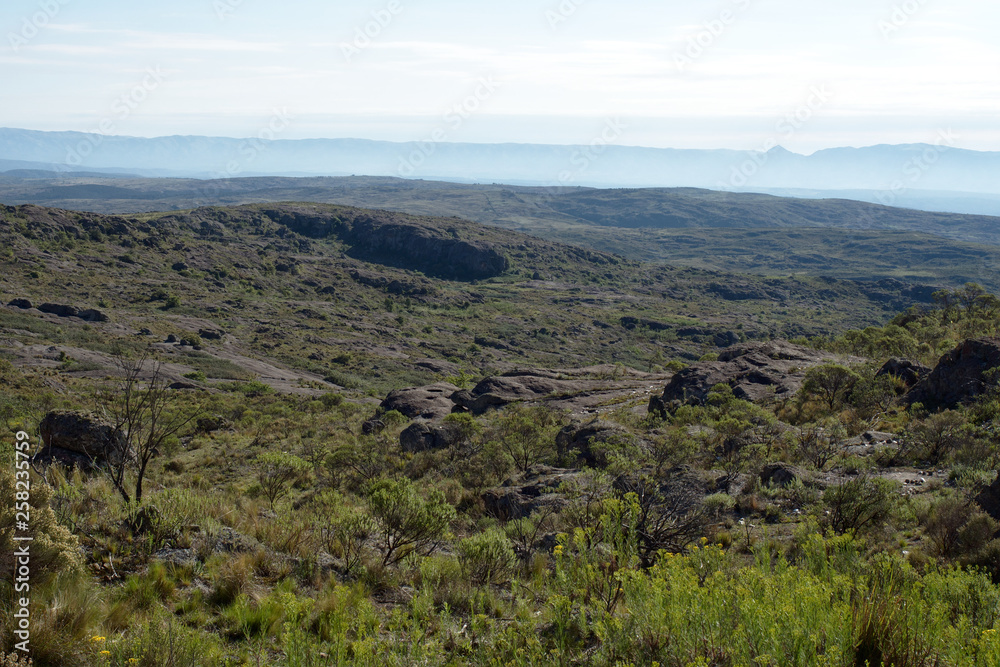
[2,175,999,291]
[0,202,933,394]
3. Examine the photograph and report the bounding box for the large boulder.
[38,303,79,317]
[649,340,838,413]
[975,472,1000,521]
[906,339,1000,408]
[38,410,126,463]
[877,358,930,388]
[556,419,634,466]
[453,372,569,415]
[380,382,461,420]
[399,420,463,453]
[35,303,108,322]
[481,466,579,521]
[759,462,804,488]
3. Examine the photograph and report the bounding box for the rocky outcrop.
[380,382,461,420]
[35,303,109,322]
[649,340,838,413]
[37,410,126,464]
[7,298,33,309]
[906,339,1000,408]
[349,269,431,296]
[556,419,634,467]
[975,472,1000,521]
[760,463,803,488]
[399,420,464,453]
[258,205,510,281]
[345,215,509,281]
[452,373,571,415]
[481,466,580,521]
[877,358,930,388]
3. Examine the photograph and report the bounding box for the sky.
[1,0,998,153]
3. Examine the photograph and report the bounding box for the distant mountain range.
[2,127,1000,216]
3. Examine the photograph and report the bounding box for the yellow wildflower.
[100,650,110,656]
[553,545,564,556]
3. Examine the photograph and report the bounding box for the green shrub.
[457,528,517,587]
[366,477,456,566]
[823,474,899,536]
[255,451,310,509]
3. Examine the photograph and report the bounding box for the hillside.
[0,202,936,397]
[3,175,1000,292]
[4,202,1000,666]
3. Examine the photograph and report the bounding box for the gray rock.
[907,338,1000,408]
[760,463,803,488]
[153,549,197,566]
[975,472,1000,521]
[482,466,578,520]
[38,303,79,317]
[399,420,463,453]
[7,298,32,309]
[649,340,840,413]
[38,410,127,463]
[380,382,461,420]
[77,308,110,322]
[198,328,225,340]
[877,358,930,387]
[556,419,633,467]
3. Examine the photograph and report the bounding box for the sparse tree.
[366,477,455,566]
[823,473,898,536]
[486,404,560,472]
[95,346,201,506]
[802,364,860,412]
[255,451,310,509]
[614,474,708,568]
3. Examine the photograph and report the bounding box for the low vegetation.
[1,203,1000,665]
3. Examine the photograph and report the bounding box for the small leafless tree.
[615,475,708,568]
[95,347,201,506]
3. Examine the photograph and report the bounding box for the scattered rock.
[482,466,579,521]
[399,420,463,453]
[196,415,231,433]
[877,358,930,387]
[168,381,202,391]
[414,359,460,375]
[760,463,803,488]
[556,419,633,466]
[649,340,841,413]
[38,410,127,463]
[380,382,461,420]
[38,303,79,317]
[452,370,613,415]
[31,302,108,322]
[975,472,1000,521]
[362,418,386,435]
[77,308,110,322]
[906,338,1000,408]
[204,527,263,554]
[198,328,225,340]
[152,548,197,566]
[7,298,32,309]
[620,316,671,332]
[166,334,179,343]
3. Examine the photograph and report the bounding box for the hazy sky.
[2,0,997,152]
